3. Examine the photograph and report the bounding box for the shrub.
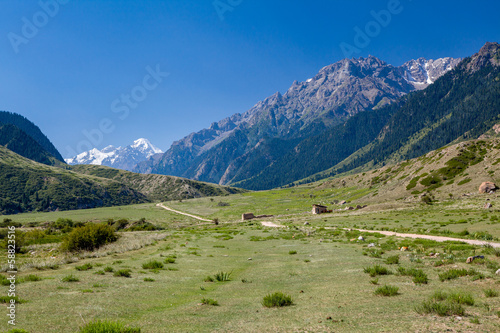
[288,250,297,255]
[75,263,93,271]
[62,274,79,282]
[484,289,498,297]
[415,300,464,316]
[113,269,132,278]
[164,257,176,264]
[214,271,231,282]
[61,223,118,252]
[21,274,42,282]
[363,265,392,277]
[374,285,399,296]
[438,268,469,282]
[78,320,140,333]
[0,296,27,304]
[262,292,293,307]
[385,255,399,265]
[104,266,114,273]
[201,298,219,306]
[142,260,164,270]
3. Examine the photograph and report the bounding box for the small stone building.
[312,204,328,214]
[242,213,255,221]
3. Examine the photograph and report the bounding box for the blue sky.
[0,0,499,158]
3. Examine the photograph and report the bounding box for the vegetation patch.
[262,292,293,308]
[61,223,118,252]
[201,298,219,306]
[78,320,141,333]
[374,285,399,296]
[363,265,392,277]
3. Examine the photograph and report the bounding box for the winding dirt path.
[355,229,500,248]
[259,221,500,248]
[156,203,212,222]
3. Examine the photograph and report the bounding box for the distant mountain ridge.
[0,110,64,164]
[66,138,163,171]
[134,55,460,186]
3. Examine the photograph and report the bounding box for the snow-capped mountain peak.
[65,138,163,171]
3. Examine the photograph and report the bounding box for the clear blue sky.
[0,0,499,158]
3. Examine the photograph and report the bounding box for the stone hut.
[242,213,255,221]
[312,204,328,214]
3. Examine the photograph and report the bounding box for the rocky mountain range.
[66,138,163,171]
[134,55,461,186]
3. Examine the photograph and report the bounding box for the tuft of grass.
[62,274,79,282]
[398,267,428,284]
[288,250,297,255]
[81,289,93,293]
[0,296,27,304]
[369,278,379,285]
[104,266,114,273]
[204,276,214,282]
[364,265,392,277]
[113,269,132,278]
[21,274,42,282]
[385,255,399,265]
[214,271,231,282]
[374,285,399,296]
[262,292,293,308]
[142,260,164,270]
[470,317,480,324]
[484,288,499,297]
[415,300,465,317]
[78,319,140,332]
[143,277,155,282]
[438,268,469,281]
[75,263,93,271]
[164,257,176,264]
[447,292,475,306]
[94,270,105,275]
[201,298,219,306]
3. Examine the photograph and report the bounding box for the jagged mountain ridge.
[134,55,460,186]
[66,138,163,171]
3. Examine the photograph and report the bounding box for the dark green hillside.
[0,124,64,166]
[70,164,246,201]
[0,146,147,215]
[0,110,64,162]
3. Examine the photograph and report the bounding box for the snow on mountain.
[401,57,462,89]
[65,138,163,171]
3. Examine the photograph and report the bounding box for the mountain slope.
[0,124,64,166]
[66,138,163,171]
[135,56,460,185]
[70,164,246,201]
[0,111,64,162]
[296,42,500,186]
[0,146,245,215]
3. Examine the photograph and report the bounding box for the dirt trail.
[260,221,500,248]
[355,229,500,248]
[260,221,286,228]
[156,203,212,222]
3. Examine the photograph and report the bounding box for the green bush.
[113,269,131,278]
[21,274,42,282]
[385,255,399,265]
[61,274,79,282]
[201,298,219,306]
[415,300,464,316]
[363,265,392,277]
[142,260,163,270]
[288,250,297,255]
[484,289,498,297]
[214,271,231,282]
[447,292,474,306]
[104,266,114,273]
[374,285,399,296]
[61,223,118,252]
[398,267,428,284]
[78,320,140,333]
[262,292,293,308]
[75,263,93,271]
[164,257,176,264]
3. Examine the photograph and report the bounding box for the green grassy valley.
[2,136,500,332]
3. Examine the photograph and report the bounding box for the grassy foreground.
[1,185,500,332]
